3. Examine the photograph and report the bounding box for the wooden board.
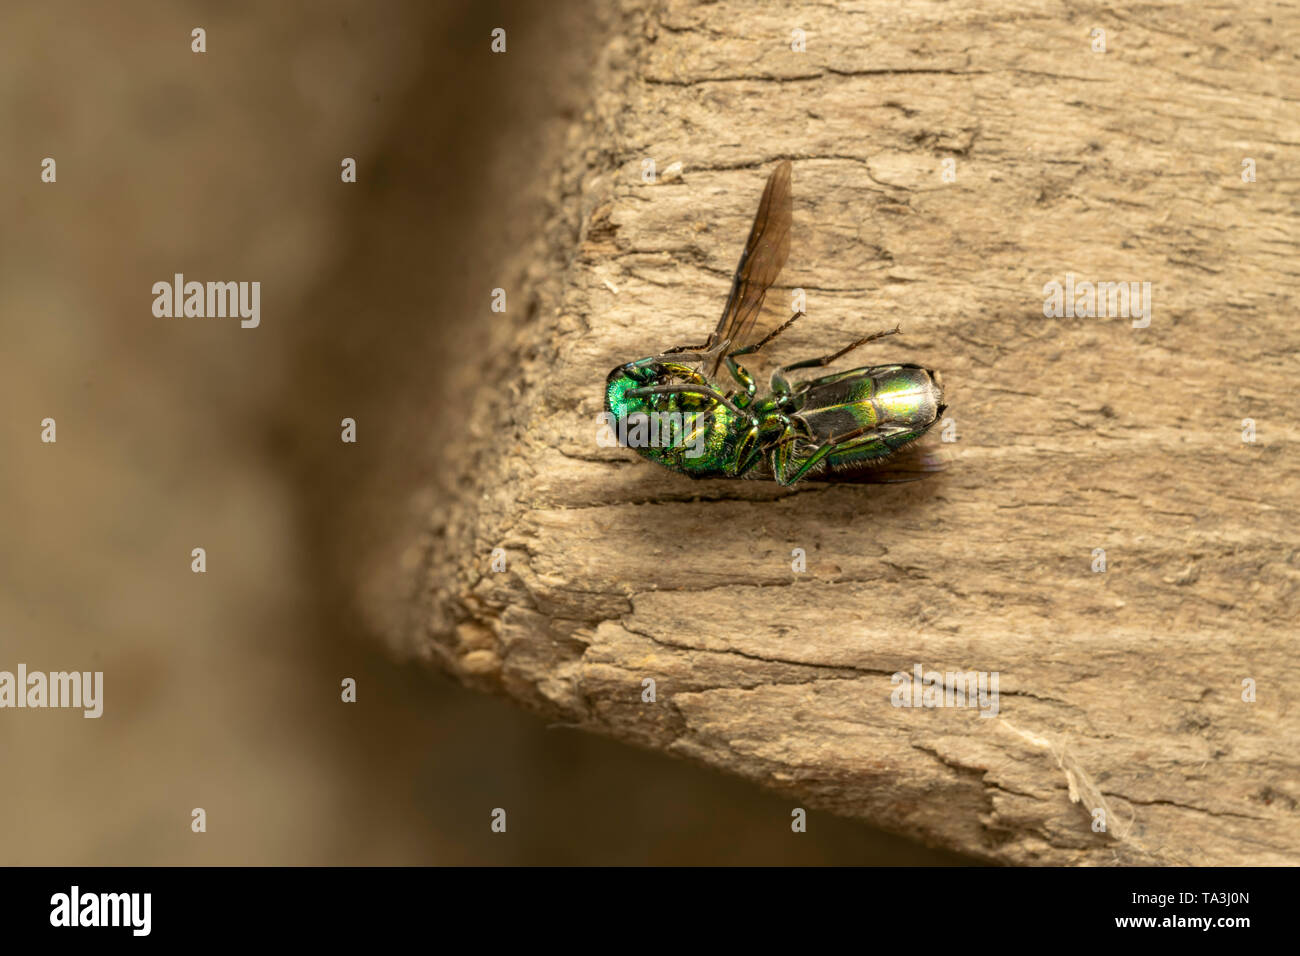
[414,0,1300,864]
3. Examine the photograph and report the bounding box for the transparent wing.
[707,160,793,375]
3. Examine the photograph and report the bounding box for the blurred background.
[0,0,970,864]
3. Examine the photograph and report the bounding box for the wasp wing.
[707,160,793,375]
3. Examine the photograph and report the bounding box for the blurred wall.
[0,0,971,864]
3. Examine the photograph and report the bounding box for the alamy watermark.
[152,273,260,328]
[0,664,103,717]
[596,411,707,458]
[50,886,150,936]
[891,664,1000,718]
[1042,273,1152,328]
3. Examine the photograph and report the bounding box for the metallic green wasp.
[604,160,946,485]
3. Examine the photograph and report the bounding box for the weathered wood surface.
[414,0,1300,864]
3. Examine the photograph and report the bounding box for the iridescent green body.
[605,363,750,479]
[604,160,948,486]
[605,354,944,485]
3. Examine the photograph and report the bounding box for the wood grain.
[413,0,1299,864]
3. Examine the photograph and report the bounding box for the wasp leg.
[662,338,716,354]
[627,354,753,412]
[768,440,795,485]
[625,383,747,418]
[761,415,816,451]
[626,360,714,395]
[733,310,807,357]
[770,326,901,395]
[722,356,758,405]
[719,311,807,405]
[652,346,715,363]
[764,417,814,483]
[771,422,882,485]
[642,311,810,404]
[632,351,715,368]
